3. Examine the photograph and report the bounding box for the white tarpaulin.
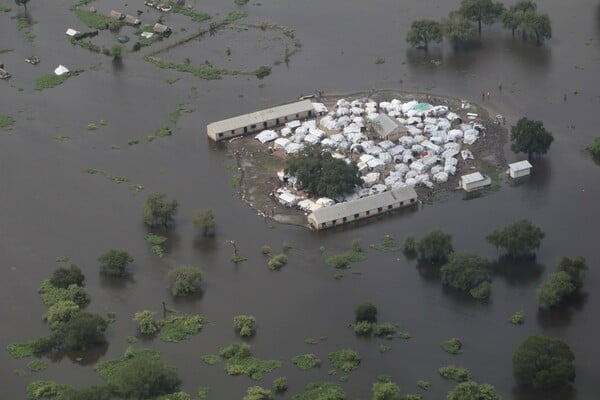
[54,65,70,76]
[255,130,278,143]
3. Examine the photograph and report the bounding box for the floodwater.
[1,0,599,398]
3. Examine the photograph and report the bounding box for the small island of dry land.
[219,90,508,229]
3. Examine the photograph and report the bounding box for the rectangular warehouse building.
[207,100,315,142]
[307,187,418,230]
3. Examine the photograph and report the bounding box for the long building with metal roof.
[207,100,315,141]
[307,187,418,230]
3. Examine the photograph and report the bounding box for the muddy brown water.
[1,0,600,398]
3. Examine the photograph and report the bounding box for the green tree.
[445,381,501,400]
[557,256,588,288]
[110,44,123,60]
[243,386,273,400]
[458,0,505,34]
[44,300,80,330]
[192,208,216,237]
[587,137,600,159]
[285,145,361,198]
[441,252,490,294]
[442,12,477,48]
[536,271,577,308]
[117,355,181,399]
[55,312,108,351]
[372,380,400,400]
[405,19,443,50]
[355,302,378,323]
[167,265,203,297]
[234,315,257,337]
[510,117,553,157]
[501,0,537,37]
[486,219,545,257]
[417,229,454,263]
[512,335,575,389]
[143,193,179,228]
[272,377,288,393]
[98,249,133,277]
[520,11,551,45]
[133,310,160,335]
[14,0,29,11]
[50,265,85,288]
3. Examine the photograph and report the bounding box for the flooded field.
[1,0,600,399]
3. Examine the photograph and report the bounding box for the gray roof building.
[372,113,408,140]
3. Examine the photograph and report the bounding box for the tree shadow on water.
[45,343,109,366]
[491,254,545,286]
[536,291,589,329]
[415,259,442,282]
[511,385,576,400]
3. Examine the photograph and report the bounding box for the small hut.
[153,23,172,35]
[124,14,141,25]
[109,10,125,20]
[372,113,408,141]
[460,172,491,192]
[508,160,532,178]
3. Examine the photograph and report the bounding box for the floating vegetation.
[14,369,25,376]
[107,175,130,184]
[292,382,346,400]
[55,255,70,263]
[156,126,172,137]
[0,5,11,12]
[441,338,462,355]
[339,375,349,382]
[374,57,386,64]
[328,349,360,372]
[27,360,47,372]
[159,314,208,343]
[129,184,144,192]
[223,11,248,24]
[350,321,401,339]
[261,245,272,255]
[197,387,210,399]
[169,104,188,124]
[38,279,90,307]
[165,76,180,85]
[267,254,287,270]
[379,345,391,353]
[325,241,367,269]
[398,332,411,340]
[509,310,525,325]
[172,6,211,23]
[282,242,293,251]
[438,365,472,382]
[34,71,81,91]
[417,380,431,391]
[291,354,321,370]
[272,377,288,393]
[27,381,72,400]
[145,234,167,257]
[82,168,104,175]
[230,174,241,187]
[254,65,272,79]
[146,57,234,80]
[234,0,249,5]
[54,135,71,142]
[304,338,319,345]
[201,354,220,365]
[370,235,400,252]
[96,348,161,385]
[106,312,117,324]
[219,342,281,380]
[469,281,491,299]
[231,253,247,263]
[6,341,39,359]
[128,140,140,146]
[0,115,15,130]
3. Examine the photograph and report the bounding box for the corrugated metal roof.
[207,100,314,134]
[373,113,401,135]
[461,172,485,185]
[508,160,532,171]
[309,187,417,225]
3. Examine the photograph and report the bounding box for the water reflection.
[99,273,135,290]
[491,255,545,285]
[511,385,576,400]
[44,343,109,366]
[536,291,588,329]
[415,260,441,281]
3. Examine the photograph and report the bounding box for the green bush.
[167,266,203,297]
[292,354,321,370]
[440,338,462,355]
[159,314,208,342]
[98,249,133,277]
[261,245,272,255]
[133,310,160,335]
[219,343,282,380]
[587,137,600,159]
[372,322,396,338]
[328,349,360,372]
[243,386,272,400]
[509,310,525,325]
[50,265,85,288]
[470,281,492,299]
[234,315,257,337]
[416,230,453,263]
[267,254,288,270]
[355,302,377,322]
[292,382,346,400]
[272,377,288,393]
[43,300,80,330]
[38,279,90,307]
[351,321,373,336]
[438,365,472,382]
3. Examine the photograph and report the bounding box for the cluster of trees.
[234,315,257,337]
[143,192,217,236]
[98,249,133,277]
[536,256,588,308]
[406,0,552,50]
[284,145,362,198]
[486,219,545,257]
[167,265,203,297]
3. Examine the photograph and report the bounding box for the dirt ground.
[227,90,508,228]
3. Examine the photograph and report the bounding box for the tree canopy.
[441,252,491,295]
[510,118,554,157]
[117,355,181,399]
[55,312,108,351]
[406,19,443,50]
[14,0,30,10]
[98,249,133,277]
[372,380,401,400]
[536,271,576,308]
[458,0,505,33]
[416,229,454,263]
[556,256,588,288]
[142,193,179,228]
[167,265,203,297]
[285,146,361,198]
[50,265,85,288]
[512,335,575,389]
[192,208,216,237]
[520,10,551,45]
[501,0,537,36]
[486,219,545,257]
[442,12,477,48]
[445,381,501,400]
[355,302,378,323]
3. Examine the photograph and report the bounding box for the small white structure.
[508,160,532,178]
[65,28,80,37]
[141,31,154,39]
[460,172,491,192]
[54,65,70,76]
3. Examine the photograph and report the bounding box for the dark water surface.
[1,0,600,398]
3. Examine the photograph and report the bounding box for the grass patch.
[291,354,321,370]
[27,381,72,400]
[293,382,346,400]
[509,310,525,325]
[379,345,391,353]
[54,135,71,141]
[328,349,360,372]
[230,174,241,187]
[370,235,400,252]
[16,17,34,31]
[96,348,161,385]
[86,123,97,131]
[197,387,210,399]
[0,48,12,54]
[438,365,472,382]
[159,314,208,343]
[201,354,220,365]
[106,312,117,324]
[126,336,138,344]
[172,6,211,23]
[55,256,70,263]
[231,253,247,263]
[220,342,281,380]
[0,5,11,12]
[398,332,411,340]
[128,140,140,146]
[156,126,172,137]
[0,115,15,129]
[107,175,130,184]
[374,57,386,64]
[234,0,249,5]
[586,137,600,160]
[261,245,272,255]
[267,254,287,270]
[304,338,319,345]
[145,233,167,246]
[325,249,367,269]
[440,338,462,355]
[254,65,271,79]
[14,369,25,376]
[223,11,248,24]
[35,71,81,91]
[82,168,104,175]
[147,57,232,80]
[469,281,491,299]
[165,76,180,84]
[73,9,110,30]
[129,184,144,192]
[169,105,186,123]
[27,360,47,372]
[7,341,38,359]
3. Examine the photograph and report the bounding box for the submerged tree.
[192,208,216,237]
[446,381,501,400]
[14,0,30,11]
[520,10,551,45]
[142,193,179,228]
[510,118,553,157]
[458,0,505,34]
[501,0,537,37]
[486,219,545,258]
[117,356,181,399]
[167,265,203,297]
[110,44,123,60]
[405,19,443,50]
[512,335,575,389]
[536,271,576,308]
[440,252,491,297]
[442,11,477,48]
[416,230,454,263]
[98,249,133,277]
[50,265,85,288]
[355,302,378,323]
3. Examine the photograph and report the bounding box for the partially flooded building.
[307,187,418,230]
[206,100,316,141]
[460,172,491,192]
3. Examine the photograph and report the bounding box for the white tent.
[54,65,70,76]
